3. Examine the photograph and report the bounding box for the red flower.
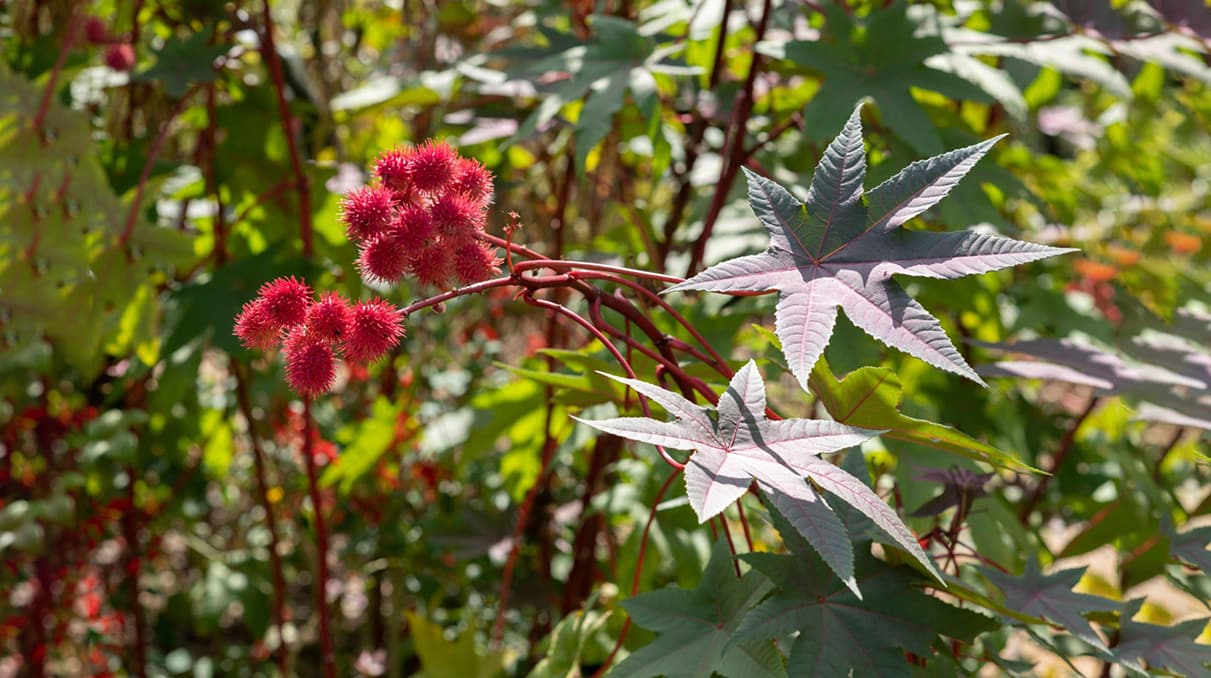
[104,44,136,71]
[343,299,405,364]
[452,242,501,285]
[450,157,494,206]
[233,299,281,350]
[305,292,352,344]
[374,148,411,191]
[258,277,313,328]
[357,235,409,285]
[340,185,395,242]
[283,330,336,397]
[391,206,437,252]
[407,140,459,193]
[429,192,482,243]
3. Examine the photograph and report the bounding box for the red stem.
[301,400,336,678]
[261,0,313,257]
[32,10,85,139]
[1018,396,1100,523]
[120,87,201,246]
[234,368,290,676]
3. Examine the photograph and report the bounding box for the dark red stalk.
[234,368,290,676]
[300,400,337,678]
[1018,396,1101,523]
[120,87,201,246]
[261,0,314,257]
[685,0,773,277]
[32,10,85,138]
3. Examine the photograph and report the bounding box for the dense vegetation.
[2,0,1211,676]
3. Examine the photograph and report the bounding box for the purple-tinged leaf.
[976,337,1206,395]
[982,560,1117,648]
[1126,333,1211,389]
[1134,397,1211,432]
[666,105,1075,388]
[911,466,993,517]
[1171,524,1211,574]
[1115,598,1211,676]
[575,360,923,593]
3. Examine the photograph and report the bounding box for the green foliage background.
[1,0,1210,675]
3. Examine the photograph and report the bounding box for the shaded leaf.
[981,560,1117,648]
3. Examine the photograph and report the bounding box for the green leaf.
[809,358,1034,471]
[405,610,504,678]
[529,606,612,678]
[732,506,996,677]
[134,30,230,98]
[321,397,402,494]
[611,539,786,678]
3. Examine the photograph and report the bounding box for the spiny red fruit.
[234,299,281,350]
[340,185,395,242]
[343,299,405,364]
[283,330,336,397]
[358,234,410,285]
[374,148,411,191]
[450,157,493,205]
[407,140,458,193]
[305,293,352,343]
[429,192,482,243]
[391,206,437,252]
[258,277,312,328]
[104,44,135,72]
[85,17,110,45]
[409,244,454,289]
[453,242,501,285]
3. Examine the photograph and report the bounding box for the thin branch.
[1018,396,1101,523]
[301,401,337,678]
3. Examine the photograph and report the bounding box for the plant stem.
[32,10,84,138]
[234,367,290,676]
[261,0,314,257]
[120,87,201,247]
[1018,396,1100,523]
[300,400,336,678]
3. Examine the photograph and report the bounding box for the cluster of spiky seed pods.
[342,141,500,289]
[234,141,499,397]
[234,278,406,396]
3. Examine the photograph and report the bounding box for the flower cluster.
[340,141,500,289]
[234,277,405,396]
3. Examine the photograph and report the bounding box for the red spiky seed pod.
[407,140,458,194]
[452,242,502,285]
[340,185,395,242]
[408,244,454,289]
[233,299,281,350]
[450,157,494,206]
[258,277,313,328]
[391,206,437,252]
[343,299,405,364]
[357,235,409,285]
[429,192,482,243]
[374,148,411,191]
[305,292,352,344]
[283,330,336,397]
[104,44,136,72]
[85,17,110,45]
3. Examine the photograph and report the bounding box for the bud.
[343,299,405,364]
[283,329,336,397]
[85,17,110,45]
[408,244,454,289]
[429,192,482,244]
[340,185,395,243]
[391,206,437,253]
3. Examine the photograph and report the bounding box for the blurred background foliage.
[1,0,1211,675]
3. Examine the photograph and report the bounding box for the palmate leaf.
[574,361,941,595]
[981,560,1118,649]
[665,106,1074,389]
[1114,599,1211,676]
[977,337,1207,394]
[610,539,785,678]
[731,507,996,677]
